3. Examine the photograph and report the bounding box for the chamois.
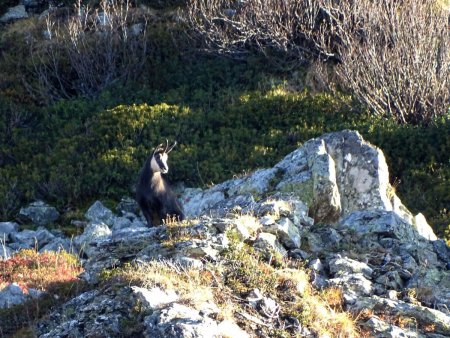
[136,140,185,227]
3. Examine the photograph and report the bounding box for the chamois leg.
[140,202,154,227]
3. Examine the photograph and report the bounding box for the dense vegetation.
[0,0,448,238]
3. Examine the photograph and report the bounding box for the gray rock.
[10,227,55,250]
[275,130,393,223]
[19,201,59,226]
[412,213,437,241]
[233,215,261,240]
[0,283,27,309]
[308,258,324,273]
[116,196,140,215]
[85,201,115,226]
[375,271,404,290]
[329,256,373,279]
[39,237,73,254]
[263,217,301,249]
[178,240,219,261]
[352,295,450,335]
[228,168,279,197]
[362,317,423,338]
[74,222,111,257]
[339,210,418,242]
[433,239,450,265]
[180,188,225,218]
[37,287,144,338]
[144,303,221,338]
[254,232,288,257]
[111,216,133,230]
[0,5,29,23]
[132,286,179,310]
[328,273,373,300]
[309,141,341,223]
[175,256,204,269]
[0,222,19,242]
[206,193,255,218]
[305,228,342,253]
[255,198,292,218]
[407,268,450,308]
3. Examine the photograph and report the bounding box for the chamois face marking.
[151,151,168,174]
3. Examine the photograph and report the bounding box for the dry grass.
[110,221,360,337]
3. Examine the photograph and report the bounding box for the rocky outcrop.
[1,130,448,337]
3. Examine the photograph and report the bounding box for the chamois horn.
[166,140,177,154]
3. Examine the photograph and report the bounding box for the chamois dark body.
[136,142,184,227]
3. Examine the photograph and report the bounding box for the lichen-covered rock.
[19,201,59,226]
[406,268,450,309]
[26,130,449,337]
[274,130,393,223]
[227,168,279,197]
[328,273,373,301]
[362,317,422,338]
[116,196,140,215]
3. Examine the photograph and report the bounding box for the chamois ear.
[153,143,165,154]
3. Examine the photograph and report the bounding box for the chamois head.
[150,140,177,174]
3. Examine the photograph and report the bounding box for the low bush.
[0,249,85,336]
